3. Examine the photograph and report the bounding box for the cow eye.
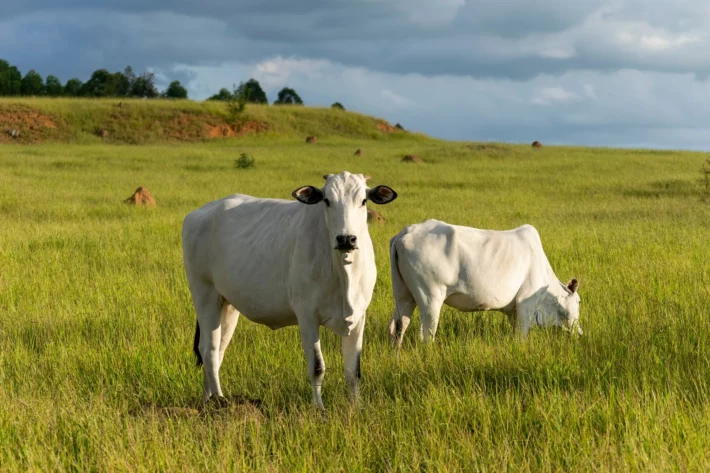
[361,199,367,207]
[324,199,330,207]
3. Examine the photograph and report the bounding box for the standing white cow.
[182,171,397,408]
[387,220,582,345]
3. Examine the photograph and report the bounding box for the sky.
[2,0,710,149]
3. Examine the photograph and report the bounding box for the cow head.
[559,278,582,336]
[292,171,397,264]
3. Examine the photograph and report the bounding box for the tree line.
[1,58,348,109]
[208,79,305,106]
[0,60,187,98]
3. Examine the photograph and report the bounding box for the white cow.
[387,220,582,345]
[182,171,397,408]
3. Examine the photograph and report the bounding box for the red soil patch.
[204,120,269,139]
[377,123,397,133]
[0,106,59,144]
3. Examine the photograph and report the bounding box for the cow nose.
[336,235,358,251]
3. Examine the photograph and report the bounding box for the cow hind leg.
[219,303,240,368]
[413,290,445,343]
[192,287,226,402]
[388,297,416,348]
[299,322,326,409]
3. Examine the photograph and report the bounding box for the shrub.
[331,102,345,111]
[395,123,405,131]
[234,152,255,169]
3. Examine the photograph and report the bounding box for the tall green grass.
[1,137,709,471]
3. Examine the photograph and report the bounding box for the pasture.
[1,133,710,471]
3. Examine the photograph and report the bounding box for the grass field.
[1,115,710,471]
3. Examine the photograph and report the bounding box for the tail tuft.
[193,320,203,366]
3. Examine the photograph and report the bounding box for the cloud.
[164,57,710,149]
[2,1,710,149]
[532,87,579,105]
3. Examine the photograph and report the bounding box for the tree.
[21,69,44,96]
[165,80,188,99]
[0,59,12,95]
[130,72,158,98]
[0,60,24,95]
[274,87,303,105]
[331,102,345,111]
[81,69,119,97]
[117,66,135,96]
[45,75,63,96]
[64,78,83,96]
[236,78,267,104]
[7,66,21,95]
[208,88,233,101]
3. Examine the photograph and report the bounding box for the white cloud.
[380,89,416,108]
[639,34,699,51]
[538,47,576,59]
[532,87,579,105]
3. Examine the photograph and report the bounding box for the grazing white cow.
[387,220,582,345]
[182,171,397,408]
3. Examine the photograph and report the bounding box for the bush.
[226,84,248,123]
[331,102,345,111]
[234,152,255,169]
[395,123,405,131]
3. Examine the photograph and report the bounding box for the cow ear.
[567,278,579,293]
[292,186,324,205]
[323,174,333,181]
[361,174,372,181]
[368,185,397,205]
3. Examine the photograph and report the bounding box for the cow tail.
[389,234,415,319]
[193,320,203,367]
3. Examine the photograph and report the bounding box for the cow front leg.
[194,291,225,403]
[514,297,537,337]
[341,316,365,403]
[299,322,325,409]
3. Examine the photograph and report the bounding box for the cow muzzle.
[335,235,358,252]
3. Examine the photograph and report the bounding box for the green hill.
[0,98,421,145]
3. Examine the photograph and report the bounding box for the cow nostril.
[349,236,357,245]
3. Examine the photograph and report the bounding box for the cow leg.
[418,295,444,343]
[219,303,240,368]
[341,316,365,403]
[194,289,225,402]
[388,301,415,348]
[299,322,326,409]
[514,297,537,337]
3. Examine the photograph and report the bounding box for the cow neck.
[305,204,366,324]
[334,246,368,321]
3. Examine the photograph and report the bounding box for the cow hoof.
[206,395,230,409]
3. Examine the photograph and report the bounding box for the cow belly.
[445,292,505,312]
[219,285,297,330]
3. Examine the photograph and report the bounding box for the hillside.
[0,98,419,144]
